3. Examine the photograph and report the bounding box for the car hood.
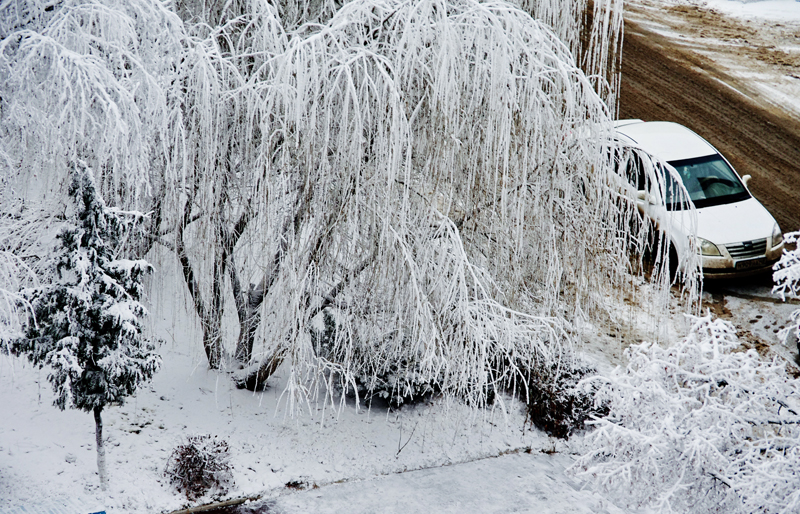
[696,197,776,245]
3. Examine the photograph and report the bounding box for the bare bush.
[519,359,606,439]
[165,435,234,501]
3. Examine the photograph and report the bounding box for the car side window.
[617,148,649,192]
[657,162,684,210]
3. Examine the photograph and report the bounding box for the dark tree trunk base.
[233,348,286,391]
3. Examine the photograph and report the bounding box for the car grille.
[726,238,767,260]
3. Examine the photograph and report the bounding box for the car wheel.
[668,242,680,284]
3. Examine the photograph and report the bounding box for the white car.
[614,120,783,279]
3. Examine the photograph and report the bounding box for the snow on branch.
[773,231,800,354]
[0,0,184,206]
[773,231,800,302]
[574,315,800,513]
[0,0,61,38]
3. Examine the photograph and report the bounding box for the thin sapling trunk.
[94,406,107,490]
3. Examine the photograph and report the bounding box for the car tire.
[668,243,680,284]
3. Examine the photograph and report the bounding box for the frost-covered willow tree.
[0,0,183,205]
[515,0,623,109]
[178,0,668,401]
[0,241,31,344]
[1,0,682,409]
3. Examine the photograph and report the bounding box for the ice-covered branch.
[574,315,800,513]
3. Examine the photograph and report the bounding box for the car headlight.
[695,237,721,257]
[772,222,783,248]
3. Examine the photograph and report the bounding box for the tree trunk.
[202,319,225,369]
[234,344,286,391]
[232,248,377,390]
[94,406,107,490]
[233,282,264,364]
[234,308,261,364]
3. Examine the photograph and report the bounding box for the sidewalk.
[233,452,624,514]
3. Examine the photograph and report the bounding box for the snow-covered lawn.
[0,336,585,514]
[268,451,625,514]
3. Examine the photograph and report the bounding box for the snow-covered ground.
[2,1,800,514]
[267,451,625,514]
[0,341,557,514]
[1,251,627,514]
[705,0,800,22]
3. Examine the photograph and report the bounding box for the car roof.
[614,120,717,162]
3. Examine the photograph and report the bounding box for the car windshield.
[668,154,750,208]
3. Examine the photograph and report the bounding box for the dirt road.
[618,19,800,233]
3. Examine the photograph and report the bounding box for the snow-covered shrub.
[519,359,606,439]
[773,230,800,349]
[10,163,161,487]
[165,434,233,501]
[311,314,436,408]
[311,311,440,408]
[13,164,160,411]
[349,354,441,409]
[574,315,800,513]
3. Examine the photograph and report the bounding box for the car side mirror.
[742,174,751,188]
[636,190,658,205]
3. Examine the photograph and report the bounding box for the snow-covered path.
[245,452,624,514]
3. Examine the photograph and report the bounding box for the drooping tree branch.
[234,247,377,391]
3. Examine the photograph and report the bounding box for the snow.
[5,265,795,514]
[704,0,800,21]
[0,337,605,514]
[0,248,638,513]
[269,452,625,514]
[576,315,800,513]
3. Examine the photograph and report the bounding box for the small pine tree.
[11,163,161,489]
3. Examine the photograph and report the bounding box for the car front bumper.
[701,240,784,279]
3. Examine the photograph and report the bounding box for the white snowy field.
[2,270,797,514]
[0,343,542,513]
[2,1,800,514]
[266,451,626,514]
[704,0,800,21]
[0,336,626,514]
[3,280,796,514]
[0,249,629,514]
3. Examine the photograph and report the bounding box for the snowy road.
[619,8,800,234]
[213,452,624,514]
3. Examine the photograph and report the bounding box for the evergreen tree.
[11,163,161,489]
